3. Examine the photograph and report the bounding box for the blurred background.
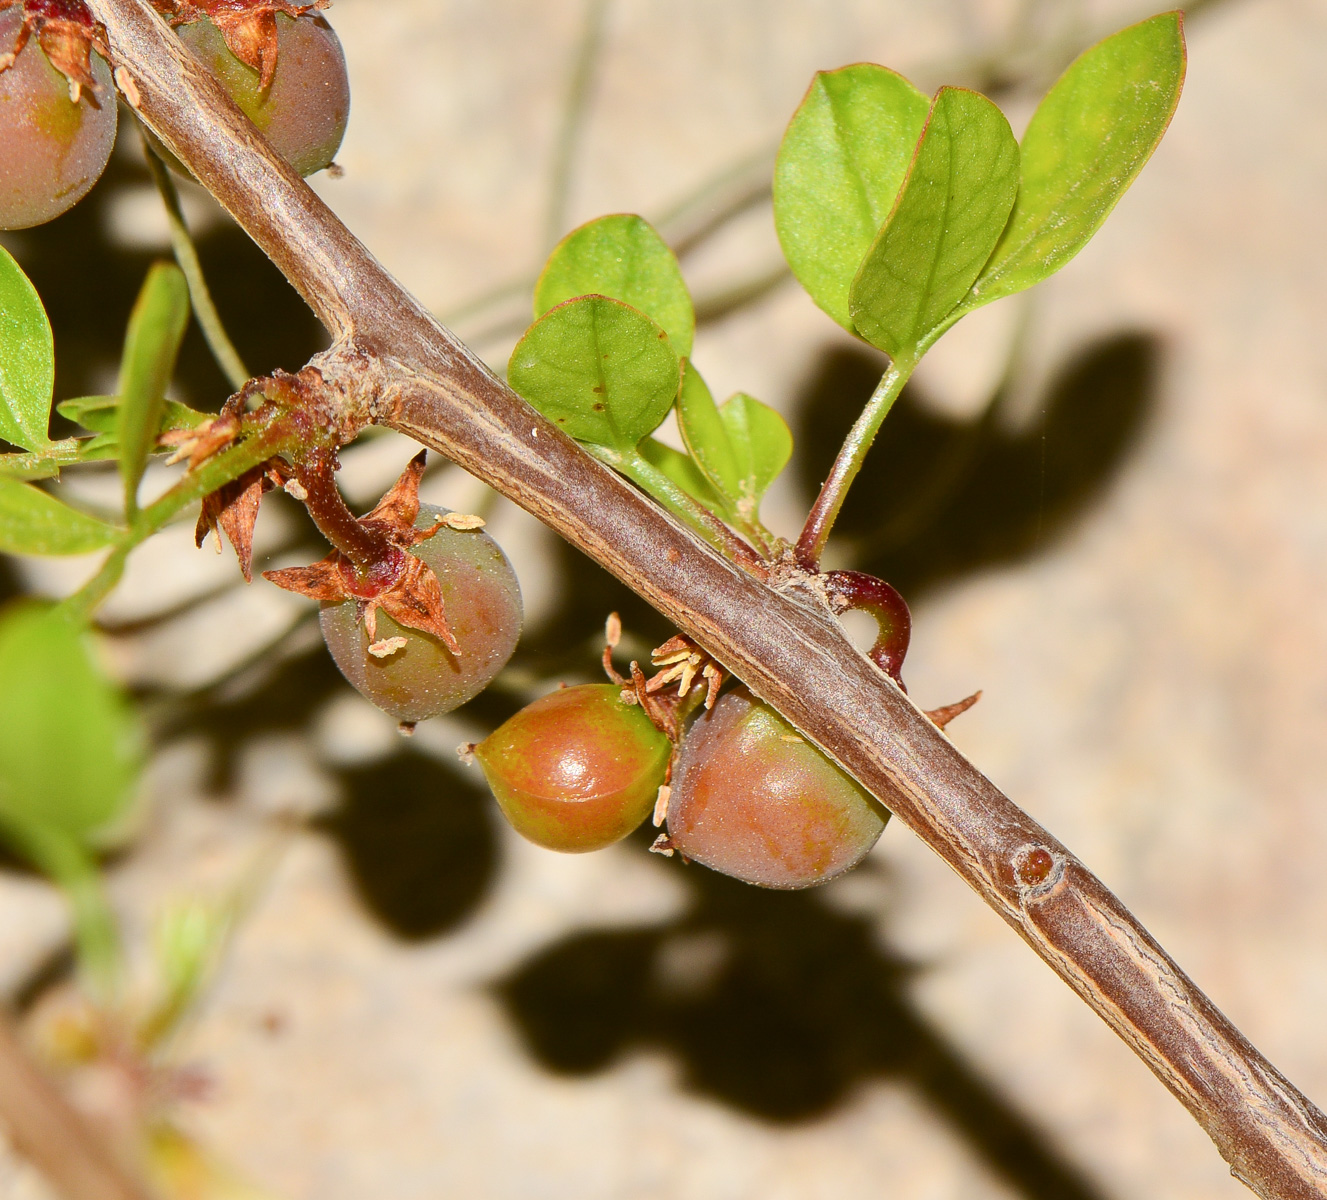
[3,0,1327,1196]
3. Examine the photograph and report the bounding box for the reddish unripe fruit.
[475,684,671,853]
[667,687,886,889]
[176,13,348,176]
[0,8,116,230]
[319,505,522,723]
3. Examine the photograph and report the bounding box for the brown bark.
[75,2,1327,1196]
[0,1009,155,1200]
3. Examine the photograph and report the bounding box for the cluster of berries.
[0,0,349,230]
[310,465,884,891]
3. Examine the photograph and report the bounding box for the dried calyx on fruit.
[0,0,117,229]
[171,368,522,727]
[152,0,348,176]
[264,451,522,725]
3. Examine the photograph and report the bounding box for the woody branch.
[71,2,1327,1197]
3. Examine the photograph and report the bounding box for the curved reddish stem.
[292,449,398,576]
[823,570,911,684]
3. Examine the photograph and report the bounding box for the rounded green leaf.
[0,602,143,856]
[536,215,695,357]
[774,64,930,330]
[850,87,1019,362]
[0,244,55,452]
[676,363,791,517]
[0,476,121,555]
[508,295,681,451]
[962,12,1186,312]
[715,393,793,514]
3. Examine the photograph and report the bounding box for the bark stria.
[29,3,1327,1197]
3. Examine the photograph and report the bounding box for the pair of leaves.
[0,255,194,555]
[775,13,1186,362]
[0,602,144,868]
[644,365,791,530]
[510,214,689,453]
[509,215,791,534]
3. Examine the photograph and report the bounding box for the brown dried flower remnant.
[150,0,328,89]
[0,0,112,103]
[264,451,483,657]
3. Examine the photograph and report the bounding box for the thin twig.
[0,1008,155,1200]
[86,4,1327,1197]
[139,128,250,392]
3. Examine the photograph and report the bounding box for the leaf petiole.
[794,357,912,569]
[591,444,767,576]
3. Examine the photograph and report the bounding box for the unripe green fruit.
[319,505,522,723]
[176,12,348,176]
[475,683,671,853]
[0,9,117,230]
[667,687,886,889]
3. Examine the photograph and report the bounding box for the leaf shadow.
[484,326,1161,1199]
[795,331,1160,600]
[317,751,498,941]
[496,850,1110,1200]
[154,636,502,943]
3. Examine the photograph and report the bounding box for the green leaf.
[117,263,191,515]
[850,87,1019,362]
[508,295,681,451]
[773,64,930,331]
[56,395,122,434]
[639,436,730,517]
[676,363,792,519]
[0,602,143,857]
[0,477,121,555]
[0,244,55,452]
[961,12,1186,312]
[58,394,210,438]
[536,214,695,357]
[716,393,793,514]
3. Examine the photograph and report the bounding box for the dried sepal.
[193,461,290,581]
[152,0,329,90]
[0,0,112,104]
[262,552,346,602]
[360,447,425,532]
[375,553,462,656]
[263,451,482,661]
[630,660,679,744]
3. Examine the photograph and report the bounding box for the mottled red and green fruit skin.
[319,505,522,723]
[0,8,116,229]
[667,687,886,889]
[176,12,348,176]
[475,684,671,853]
